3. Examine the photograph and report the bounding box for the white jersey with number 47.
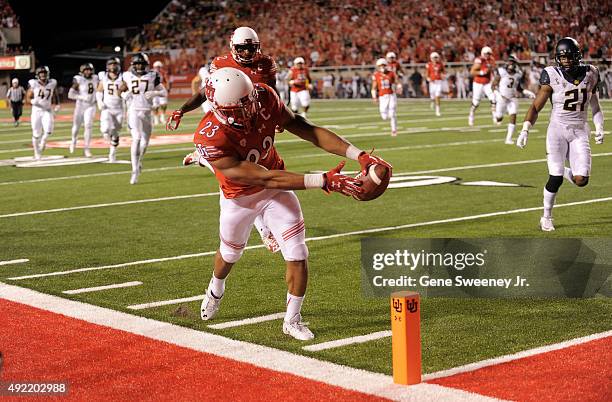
[122,70,160,111]
[28,79,57,110]
[543,65,600,125]
[98,71,124,110]
[497,67,523,99]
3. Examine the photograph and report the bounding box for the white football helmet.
[386,52,396,60]
[376,58,388,72]
[11,78,18,85]
[293,57,305,65]
[430,52,440,61]
[481,46,493,58]
[230,27,260,64]
[153,60,163,69]
[205,67,258,131]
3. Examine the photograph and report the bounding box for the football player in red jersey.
[426,52,445,117]
[371,58,399,136]
[287,57,313,117]
[168,26,281,252]
[386,52,405,79]
[185,68,390,340]
[468,46,497,126]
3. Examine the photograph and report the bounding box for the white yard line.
[0,283,504,402]
[303,330,392,352]
[0,258,29,266]
[8,195,612,281]
[0,192,219,219]
[63,281,143,295]
[207,312,286,329]
[127,294,205,310]
[423,329,612,381]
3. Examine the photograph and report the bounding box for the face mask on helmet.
[555,38,582,72]
[232,43,260,64]
[132,61,147,75]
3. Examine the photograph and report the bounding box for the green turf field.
[1,98,611,375]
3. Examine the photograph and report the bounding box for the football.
[353,164,392,201]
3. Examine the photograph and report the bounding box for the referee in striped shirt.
[7,78,26,127]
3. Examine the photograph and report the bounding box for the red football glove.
[357,151,392,176]
[323,161,363,197]
[166,109,183,131]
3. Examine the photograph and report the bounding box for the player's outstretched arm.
[516,84,552,148]
[166,89,206,131]
[209,156,362,196]
[591,92,605,144]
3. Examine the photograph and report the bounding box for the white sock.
[254,215,269,237]
[506,123,515,142]
[71,125,79,142]
[285,293,304,322]
[563,167,576,185]
[543,188,557,218]
[209,274,225,298]
[109,145,117,160]
[130,138,140,172]
[435,104,440,114]
[390,114,397,132]
[84,127,91,150]
[40,132,50,148]
[32,137,40,158]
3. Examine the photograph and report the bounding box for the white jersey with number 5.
[73,74,99,105]
[98,71,124,110]
[28,79,57,110]
[497,67,523,99]
[543,65,600,125]
[122,70,160,111]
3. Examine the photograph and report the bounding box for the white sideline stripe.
[62,281,143,295]
[0,166,182,186]
[303,330,392,352]
[0,192,220,219]
[127,294,205,310]
[208,312,286,329]
[423,329,612,381]
[9,195,612,282]
[0,259,29,266]
[0,283,503,402]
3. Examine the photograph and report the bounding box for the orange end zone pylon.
[391,291,422,385]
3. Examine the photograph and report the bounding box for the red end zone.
[429,336,612,401]
[0,299,386,402]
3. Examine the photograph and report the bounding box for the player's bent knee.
[283,243,309,262]
[219,244,244,264]
[545,175,563,193]
[574,176,589,187]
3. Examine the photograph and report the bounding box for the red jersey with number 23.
[194,84,288,199]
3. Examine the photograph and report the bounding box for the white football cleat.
[505,139,514,145]
[69,140,76,154]
[261,232,280,253]
[540,216,555,232]
[201,287,223,321]
[391,130,397,137]
[84,148,92,158]
[129,170,139,185]
[435,110,441,117]
[283,313,314,341]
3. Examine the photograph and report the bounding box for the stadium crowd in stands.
[129,0,610,73]
[0,0,18,28]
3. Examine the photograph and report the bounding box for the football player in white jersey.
[516,37,604,232]
[119,52,167,184]
[492,57,535,144]
[68,63,99,157]
[96,57,124,162]
[26,66,59,160]
[151,60,170,126]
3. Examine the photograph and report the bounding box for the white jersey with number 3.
[73,74,99,105]
[544,65,599,125]
[28,79,57,110]
[497,67,523,99]
[122,70,160,111]
[98,71,123,110]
